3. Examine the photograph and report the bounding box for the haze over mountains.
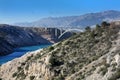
[15,10,120,28]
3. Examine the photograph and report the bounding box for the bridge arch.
[58,29,83,39]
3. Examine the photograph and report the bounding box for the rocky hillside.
[1,22,120,80]
[0,24,71,56]
[15,10,120,28]
[0,36,14,56]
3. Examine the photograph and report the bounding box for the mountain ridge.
[15,10,120,28]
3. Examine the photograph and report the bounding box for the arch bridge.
[58,29,84,39]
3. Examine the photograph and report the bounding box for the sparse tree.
[85,26,91,32]
[101,21,110,27]
[96,24,101,29]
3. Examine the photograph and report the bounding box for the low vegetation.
[30,76,35,80]
[1,22,120,80]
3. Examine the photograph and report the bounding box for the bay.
[0,44,51,65]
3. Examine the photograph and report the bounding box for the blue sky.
[0,0,120,24]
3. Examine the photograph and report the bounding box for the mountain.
[0,36,14,56]
[0,24,72,56]
[1,21,120,80]
[15,10,120,28]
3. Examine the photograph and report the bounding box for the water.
[0,44,51,65]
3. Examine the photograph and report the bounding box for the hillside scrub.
[1,22,120,80]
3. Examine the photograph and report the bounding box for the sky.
[0,0,120,24]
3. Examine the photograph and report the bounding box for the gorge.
[0,24,73,56]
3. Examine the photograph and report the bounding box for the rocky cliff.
[0,24,70,56]
[1,22,120,80]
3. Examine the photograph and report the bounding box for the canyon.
[0,24,73,56]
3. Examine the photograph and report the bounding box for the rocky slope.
[15,10,120,28]
[1,22,120,80]
[0,37,14,56]
[0,24,70,56]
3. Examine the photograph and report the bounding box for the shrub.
[17,70,26,78]
[99,66,108,75]
[105,63,110,68]
[85,26,91,32]
[108,68,120,80]
[49,57,63,67]
[109,73,120,80]
[30,76,35,80]
[64,41,70,45]
[101,21,110,27]
[96,24,101,29]
[90,31,95,39]
[25,64,29,70]
[21,62,26,66]
[17,66,22,71]
[12,72,17,77]
[27,56,32,61]
[49,46,54,51]
[79,74,85,79]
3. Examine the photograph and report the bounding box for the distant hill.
[15,10,120,28]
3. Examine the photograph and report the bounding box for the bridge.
[57,29,84,39]
[44,28,84,42]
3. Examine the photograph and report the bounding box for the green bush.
[101,21,110,27]
[21,62,26,66]
[17,66,22,71]
[108,68,120,80]
[25,64,29,70]
[12,72,17,77]
[30,76,35,80]
[49,46,54,51]
[49,57,63,67]
[27,56,32,61]
[90,31,95,39]
[85,26,91,32]
[99,66,108,75]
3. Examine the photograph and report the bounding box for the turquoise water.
[0,44,51,65]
